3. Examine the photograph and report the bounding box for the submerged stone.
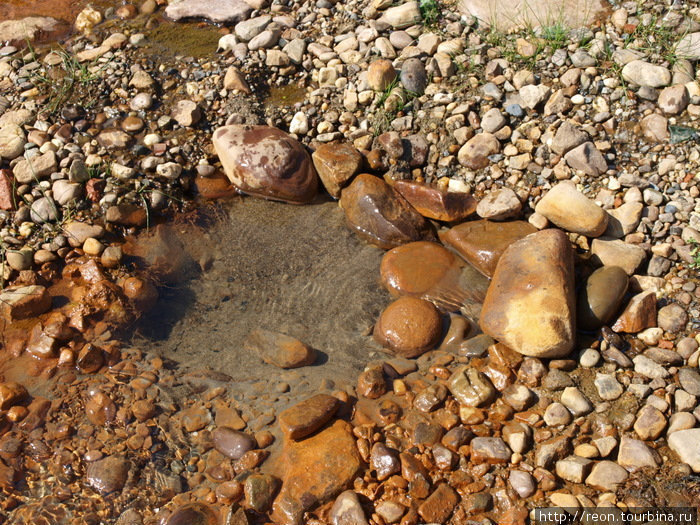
[393,180,477,222]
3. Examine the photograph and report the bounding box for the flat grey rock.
[165,0,252,23]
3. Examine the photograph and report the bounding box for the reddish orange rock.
[271,420,362,525]
[380,241,461,297]
[340,174,436,249]
[194,172,237,199]
[122,276,159,312]
[417,483,459,524]
[374,296,442,358]
[0,169,16,210]
[393,180,477,222]
[311,143,362,198]
[439,219,536,277]
[611,291,657,333]
[278,394,340,440]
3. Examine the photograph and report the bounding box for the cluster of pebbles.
[1,0,700,523]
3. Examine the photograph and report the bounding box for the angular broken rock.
[311,143,362,198]
[439,219,536,278]
[479,229,575,358]
[271,420,361,525]
[213,124,318,204]
[535,181,608,237]
[339,174,436,249]
[244,329,316,369]
[393,180,477,222]
[585,460,628,491]
[0,285,52,321]
[447,366,496,407]
[564,141,607,176]
[611,291,657,333]
[278,394,340,440]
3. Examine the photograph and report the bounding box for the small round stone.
[374,296,442,358]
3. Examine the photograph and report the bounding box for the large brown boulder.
[479,229,576,358]
[213,124,318,204]
[339,174,435,249]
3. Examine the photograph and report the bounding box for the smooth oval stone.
[380,241,461,297]
[535,181,608,237]
[244,328,316,369]
[374,296,442,358]
[393,180,477,222]
[278,394,341,440]
[212,427,256,459]
[166,503,218,525]
[578,266,628,330]
[439,219,536,278]
[479,229,575,358]
[121,115,144,133]
[212,124,318,204]
[339,173,436,249]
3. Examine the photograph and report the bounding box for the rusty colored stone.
[440,220,536,278]
[340,174,436,249]
[374,296,443,358]
[393,180,477,222]
[0,285,52,321]
[0,383,28,410]
[312,143,362,198]
[279,394,340,440]
[611,291,657,333]
[213,124,318,204]
[417,483,459,524]
[271,420,362,525]
[0,169,16,210]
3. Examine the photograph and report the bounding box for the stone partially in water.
[374,296,442,358]
[439,219,536,278]
[393,180,477,222]
[86,456,130,495]
[212,427,256,459]
[480,229,575,358]
[165,503,219,525]
[340,173,436,249]
[244,329,316,369]
[165,0,253,23]
[213,125,318,204]
[380,241,461,297]
[0,17,63,44]
[577,266,628,330]
[311,143,362,198]
[278,394,340,440]
[271,420,362,525]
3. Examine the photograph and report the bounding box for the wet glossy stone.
[86,456,130,494]
[578,266,628,330]
[439,219,536,277]
[245,474,278,513]
[480,229,575,358]
[330,490,368,525]
[279,394,340,440]
[380,241,461,297]
[0,383,27,410]
[244,329,316,369]
[311,142,362,198]
[213,124,318,204]
[417,483,458,524]
[447,366,496,407]
[374,296,442,358]
[212,427,256,459]
[393,180,477,222]
[165,502,218,525]
[370,442,400,480]
[340,174,435,249]
[272,420,362,525]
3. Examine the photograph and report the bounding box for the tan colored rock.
[0,285,52,321]
[590,238,647,275]
[223,66,251,93]
[213,124,318,204]
[479,229,575,358]
[611,291,657,333]
[457,132,500,170]
[367,59,397,91]
[535,182,608,236]
[244,329,316,369]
